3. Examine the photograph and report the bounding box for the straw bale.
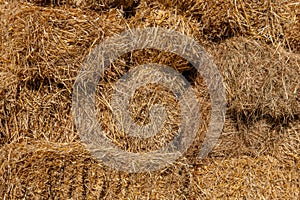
[273,119,300,164]
[192,155,299,199]
[206,37,300,121]
[1,1,125,90]
[93,4,211,155]
[127,1,203,72]
[197,119,299,198]
[209,118,287,158]
[0,140,199,199]
[0,2,126,146]
[0,133,299,199]
[145,0,298,46]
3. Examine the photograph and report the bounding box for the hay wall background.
[0,0,299,199]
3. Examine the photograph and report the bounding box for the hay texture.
[0,1,125,146]
[207,37,300,121]
[0,126,299,199]
[25,0,139,12]
[145,0,299,50]
[0,0,299,199]
[93,2,211,156]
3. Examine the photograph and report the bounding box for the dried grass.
[127,1,203,72]
[207,37,300,121]
[93,3,211,155]
[1,123,299,199]
[0,0,299,199]
[24,0,138,12]
[145,0,300,50]
[284,1,300,53]
[0,1,125,145]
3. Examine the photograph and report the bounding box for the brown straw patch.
[0,0,299,199]
[0,1,125,145]
[207,37,300,122]
[149,0,299,49]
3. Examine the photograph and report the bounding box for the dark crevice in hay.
[122,0,140,19]
[124,173,132,195]
[47,167,54,200]
[26,0,141,14]
[0,131,5,146]
[115,173,122,195]
[15,82,22,100]
[178,165,192,197]
[81,161,88,199]
[204,23,236,44]
[231,108,299,129]
[28,0,67,7]
[181,65,199,85]
[67,172,73,198]
[99,173,108,198]
[24,75,54,91]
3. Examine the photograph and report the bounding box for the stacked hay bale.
[146,0,300,49]
[0,1,125,146]
[0,1,207,199]
[209,37,300,121]
[0,0,299,199]
[95,0,211,156]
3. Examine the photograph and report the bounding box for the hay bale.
[92,3,211,156]
[148,0,298,46]
[129,0,203,71]
[0,140,198,199]
[207,37,300,121]
[0,1,126,145]
[193,119,299,198]
[1,2,125,89]
[209,118,285,158]
[1,137,298,199]
[192,155,299,199]
[274,119,300,164]
[0,140,106,199]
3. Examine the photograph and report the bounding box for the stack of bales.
[0,1,125,146]
[0,0,299,199]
